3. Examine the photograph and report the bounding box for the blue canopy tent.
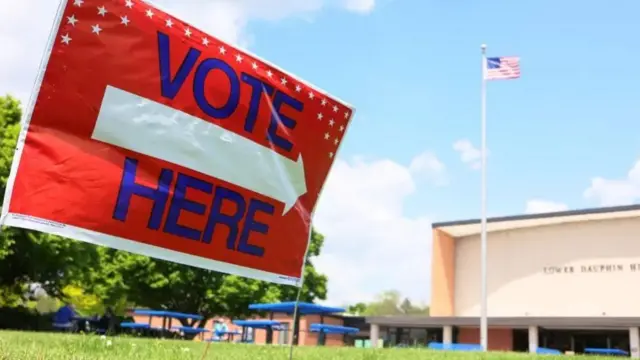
[310,324,359,346]
[248,302,346,345]
[232,320,284,344]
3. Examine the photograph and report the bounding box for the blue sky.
[245,0,640,221]
[3,0,640,305]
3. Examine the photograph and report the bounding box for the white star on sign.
[324,133,330,140]
[184,28,192,37]
[344,111,350,119]
[281,77,287,85]
[332,105,338,113]
[308,92,314,100]
[235,54,243,63]
[61,33,72,45]
[97,5,107,16]
[91,24,102,35]
[125,0,134,8]
[321,98,327,106]
[219,46,227,55]
[317,113,323,120]
[329,119,335,127]
[121,16,130,26]
[146,9,154,18]
[165,19,173,27]
[73,0,83,6]
[295,84,301,92]
[334,138,339,145]
[202,37,209,46]
[339,125,345,132]
[252,62,258,71]
[67,15,78,26]
[266,70,273,78]
[329,152,334,158]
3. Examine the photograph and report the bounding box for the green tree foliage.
[88,229,327,324]
[348,290,430,316]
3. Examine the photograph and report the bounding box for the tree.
[348,290,430,316]
[0,95,99,302]
[86,228,328,325]
[346,302,368,315]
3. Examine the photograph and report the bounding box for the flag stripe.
[485,56,520,81]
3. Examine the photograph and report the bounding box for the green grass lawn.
[0,330,618,360]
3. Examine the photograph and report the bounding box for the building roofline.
[432,204,640,229]
[366,315,640,328]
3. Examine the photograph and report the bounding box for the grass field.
[0,331,618,360]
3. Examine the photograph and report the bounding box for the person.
[213,319,229,341]
[53,303,77,332]
[97,307,115,333]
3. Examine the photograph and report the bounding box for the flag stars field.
[67,15,78,26]
[61,33,72,45]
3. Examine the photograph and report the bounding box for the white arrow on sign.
[92,85,307,215]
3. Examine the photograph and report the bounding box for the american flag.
[484,56,520,81]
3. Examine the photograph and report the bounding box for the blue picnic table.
[232,320,284,344]
[310,324,359,346]
[119,309,204,338]
[248,302,346,346]
[584,348,629,356]
[427,342,483,351]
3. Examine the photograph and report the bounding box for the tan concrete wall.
[430,229,456,316]
[454,217,640,317]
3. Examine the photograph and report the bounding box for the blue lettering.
[241,72,274,133]
[163,173,213,241]
[237,199,274,257]
[114,159,273,257]
[113,157,173,230]
[157,32,201,99]
[202,186,246,250]
[267,91,302,152]
[156,33,300,153]
[193,58,241,119]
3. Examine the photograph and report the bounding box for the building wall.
[454,217,640,316]
[457,328,513,351]
[430,229,456,316]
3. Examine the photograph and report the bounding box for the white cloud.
[525,199,569,214]
[0,0,375,105]
[409,151,447,186]
[314,155,434,306]
[343,0,376,13]
[584,160,640,206]
[453,139,485,170]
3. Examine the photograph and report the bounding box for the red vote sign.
[1,0,354,286]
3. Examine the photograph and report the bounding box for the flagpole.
[480,43,488,352]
